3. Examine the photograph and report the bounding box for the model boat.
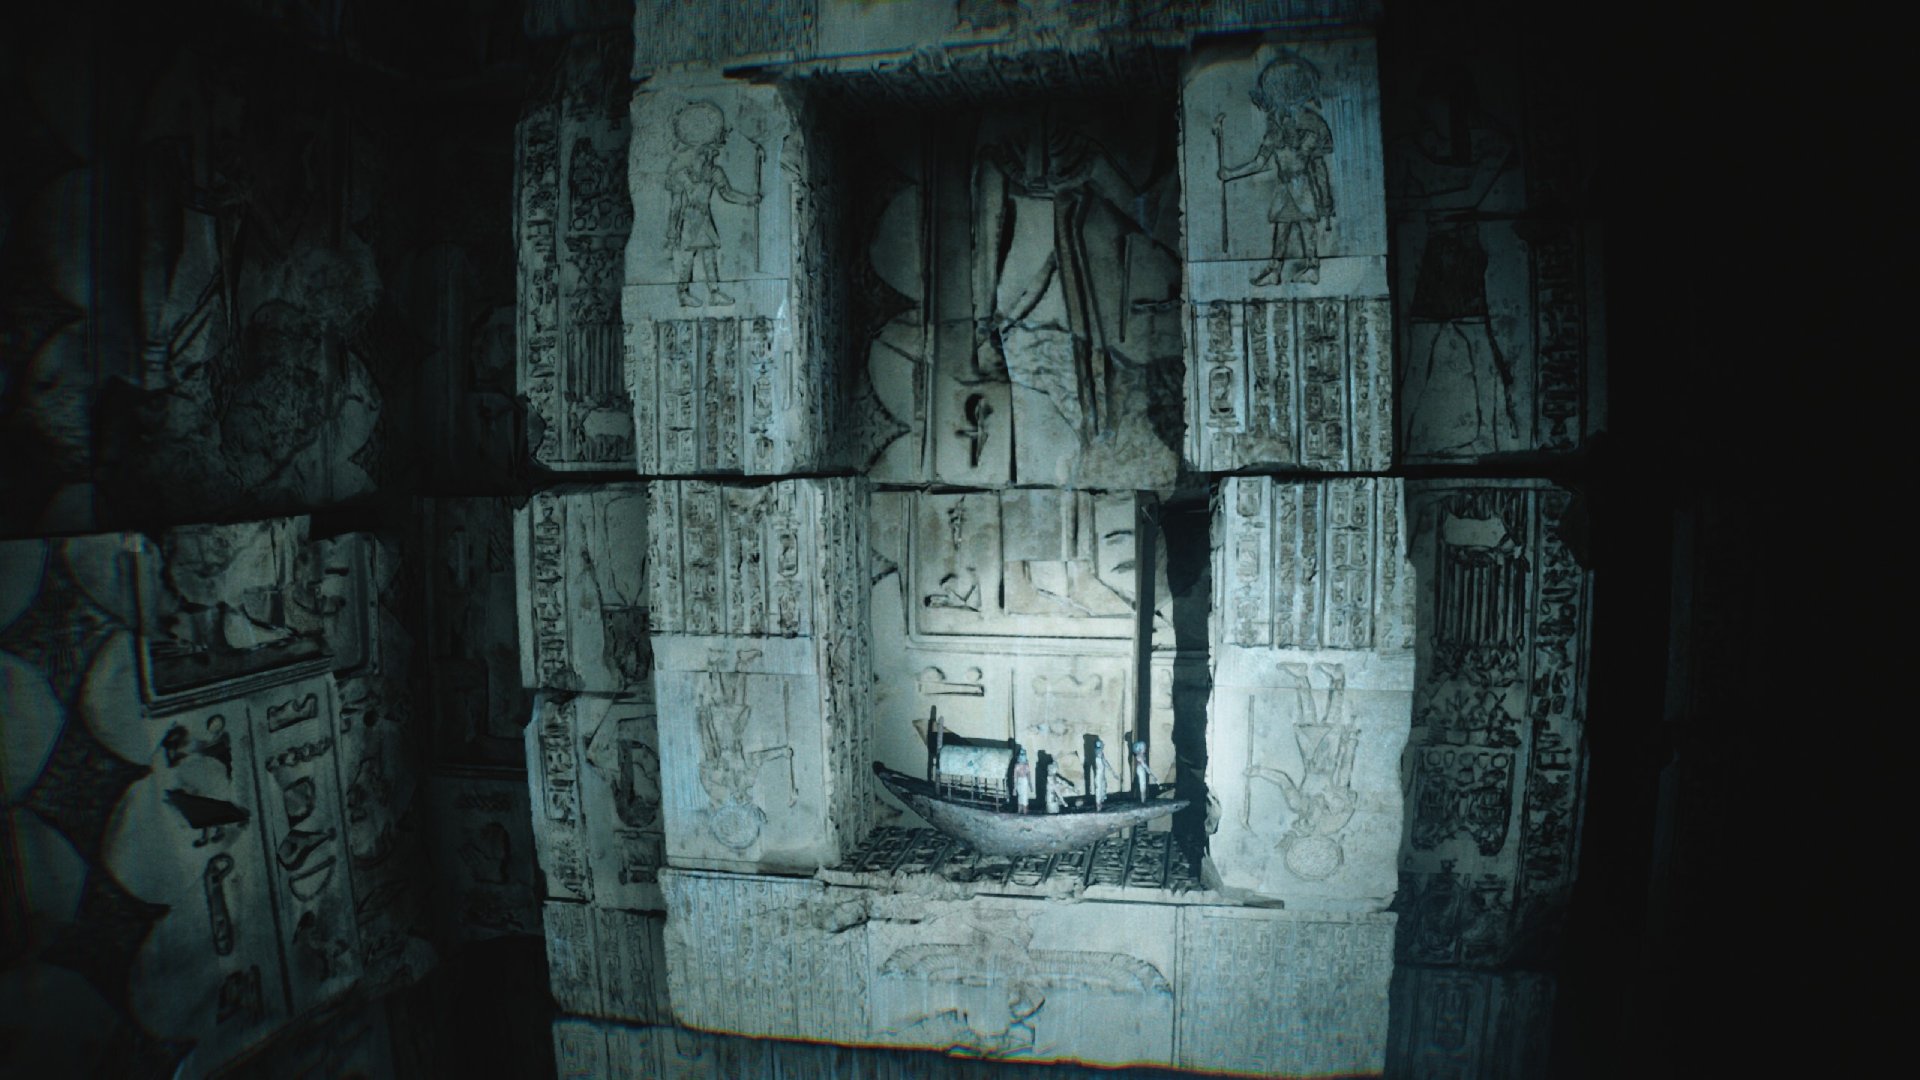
[872,761,1186,858]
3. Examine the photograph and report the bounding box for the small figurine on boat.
[873,707,1186,858]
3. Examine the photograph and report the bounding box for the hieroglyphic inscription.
[552,1017,609,1080]
[249,675,361,1013]
[1514,487,1585,922]
[1174,908,1394,1075]
[1528,224,1587,451]
[1217,477,1405,650]
[528,694,592,903]
[633,315,793,473]
[625,78,841,476]
[595,907,670,1025]
[1398,481,1589,965]
[1387,967,1557,1079]
[660,871,870,1045]
[1188,297,1393,471]
[516,485,650,693]
[520,40,636,471]
[814,477,873,859]
[647,480,813,638]
[544,900,602,1017]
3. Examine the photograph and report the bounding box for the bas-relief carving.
[1181,39,1393,472]
[1174,907,1394,1075]
[1208,650,1410,906]
[1394,218,1604,462]
[424,767,540,941]
[1386,967,1556,1080]
[648,478,869,874]
[658,869,1391,1072]
[625,80,840,476]
[856,100,1184,489]
[1214,477,1414,652]
[515,485,651,694]
[1396,481,1589,966]
[1386,17,1604,463]
[542,902,672,1025]
[4,532,401,1075]
[653,638,827,873]
[108,676,362,1069]
[526,692,665,909]
[1205,477,1414,907]
[1185,40,1386,274]
[647,480,814,639]
[867,897,1176,1065]
[421,498,533,763]
[519,41,637,472]
[867,490,1181,812]
[659,873,871,1046]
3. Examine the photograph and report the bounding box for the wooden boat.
[873,762,1187,859]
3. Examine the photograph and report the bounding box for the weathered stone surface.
[1182,38,1394,472]
[625,75,844,475]
[867,490,1178,804]
[1385,967,1556,1080]
[420,497,533,764]
[649,478,870,874]
[659,868,1393,1073]
[525,692,663,909]
[514,485,651,694]
[425,766,541,941]
[519,35,637,471]
[542,902,671,1024]
[108,674,364,1068]
[850,98,1185,490]
[1387,7,1605,462]
[631,0,1381,78]
[1395,481,1588,966]
[1205,477,1414,908]
[4,525,424,1076]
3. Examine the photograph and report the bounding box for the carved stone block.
[1205,477,1414,907]
[647,478,870,873]
[514,485,651,694]
[552,1014,609,1080]
[1386,12,1605,462]
[626,75,843,474]
[1396,218,1605,462]
[1386,967,1556,1079]
[1207,647,1411,908]
[1396,481,1589,966]
[866,488,1186,822]
[518,39,637,471]
[106,673,362,1070]
[525,692,664,909]
[850,98,1186,489]
[864,891,1178,1065]
[105,691,292,1068]
[542,901,671,1024]
[422,497,534,764]
[425,766,540,941]
[1174,906,1394,1074]
[1182,38,1393,472]
[659,869,1393,1072]
[652,637,835,873]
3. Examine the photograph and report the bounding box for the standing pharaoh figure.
[972,107,1149,442]
[1216,52,1336,285]
[665,101,759,308]
[1011,747,1035,814]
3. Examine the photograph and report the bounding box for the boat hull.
[873,763,1188,858]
